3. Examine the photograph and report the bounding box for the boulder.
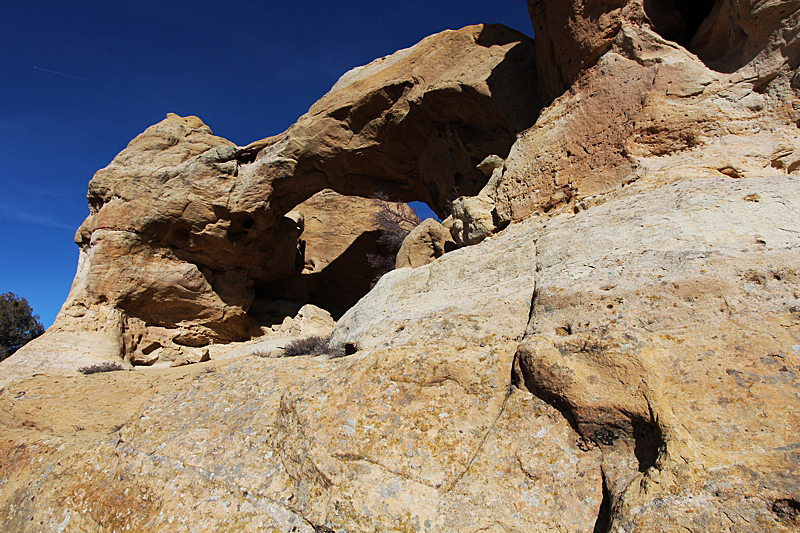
[260,191,417,319]
[169,348,210,368]
[395,218,455,268]
[273,304,335,339]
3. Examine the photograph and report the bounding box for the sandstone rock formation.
[2,23,537,373]
[449,154,506,246]
[266,191,419,318]
[2,2,800,532]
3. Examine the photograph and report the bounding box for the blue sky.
[0,0,532,327]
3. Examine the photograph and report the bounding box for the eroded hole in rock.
[247,295,303,329]
[632,416,663,472]
[227,213,256,242]
[140,342,161,355]
[644,0,717,48]
[237,194,443,336]
[172,226,190,245]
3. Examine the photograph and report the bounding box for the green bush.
[0,292,45,362]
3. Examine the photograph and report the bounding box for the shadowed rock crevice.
[592,474,612,533]
[255,231,384,321]
[632,415,662,472]
[644,0,718,47]
[511,350,583,438]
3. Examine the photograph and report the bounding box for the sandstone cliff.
[2,3,800,532]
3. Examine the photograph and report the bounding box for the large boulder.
[395,218,455,268]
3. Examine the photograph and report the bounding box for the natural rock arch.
[45,23,541,365]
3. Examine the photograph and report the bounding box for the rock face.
[464,0,800,239]
[528,0,800,103]
[2,2,800,532]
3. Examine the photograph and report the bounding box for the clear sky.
[0,0,533,327]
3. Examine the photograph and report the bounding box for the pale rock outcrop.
[169,348,210,368]
[514,174,800,530]
[0,201,603,532]
[272,303,335,339]
[0,304,129,388]
[2,170,796,531]
[449,154,506,247]
[395,218,455,268]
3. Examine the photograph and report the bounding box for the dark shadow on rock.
[644,0,717,48]
[482,25,542,133]
[252,231,385,322]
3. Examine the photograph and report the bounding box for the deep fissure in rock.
[592,473,612,533]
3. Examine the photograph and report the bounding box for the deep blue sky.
[0,0,533,327]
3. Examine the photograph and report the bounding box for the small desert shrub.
[282,335,345,358]
[367,192,421,286]
[77,362,126,375]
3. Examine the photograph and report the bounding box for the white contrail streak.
[33,66,103,85]
[33,65,173,107]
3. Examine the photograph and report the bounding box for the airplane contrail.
[33,66,103,86]
[33,65,173,107]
